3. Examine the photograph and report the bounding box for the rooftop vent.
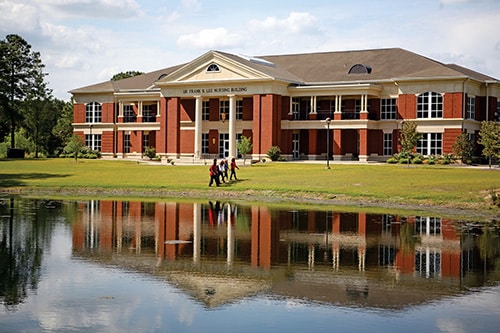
[348,64,372,74]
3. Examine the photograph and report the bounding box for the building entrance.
[219,133,230,158]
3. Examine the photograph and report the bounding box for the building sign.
[182,87,248,95]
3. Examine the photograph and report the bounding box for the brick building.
[70,48,500,162]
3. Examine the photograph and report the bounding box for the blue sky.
[1,0,500,100]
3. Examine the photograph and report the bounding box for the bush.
[267,146,281,161]
[412,156,423,164]
[144,146,156,160]
[386,157,398,164]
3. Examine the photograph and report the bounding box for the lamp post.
[325,117,331,169]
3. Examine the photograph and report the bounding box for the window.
[417,133,442,156]
[219,100,229,121]
[348,64,372,74]
[415,216,441,236]
[292,97,300,120]
[143,105,156,122]
[236,100,243,120]
[381,98,397,120]
[202,133,209,154]
[86,102,102,123]
[124,105,136,123]
[383,133,392,156]
[417,92,442,118]
[415,249,441,278]
[124,134,131,153]
[206,63,220,72]
[202,101,210,120]
[85,134,101,151]
[466,96,475,120]
[143,133,149,151]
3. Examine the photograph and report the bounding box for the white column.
[193,203,201,264]
[310,96,317,114]
[361,94,368,113]
[335,95,342,113]
[138,101,143,117]
[194,96,203,159]
[228,94,237,158]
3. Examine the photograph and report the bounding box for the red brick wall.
[102,103,115,123]
[443,128,461,153]
[180,129,194,154]
[166,97,180,155]
[444,92,463,119]
[101,131,114,154]
[370,99,381,120]
[253,94,281,155]
[398,94,416,119]
[74,104,85,123]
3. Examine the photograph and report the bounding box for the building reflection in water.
[71,200,493,309]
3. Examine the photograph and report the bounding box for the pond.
[0,196,499,333]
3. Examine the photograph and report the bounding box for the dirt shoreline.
[2,186,499,222]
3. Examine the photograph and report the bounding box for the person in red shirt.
[209,159,220,186]
[229,157,239,181]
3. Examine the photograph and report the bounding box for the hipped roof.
[70,48,498,94]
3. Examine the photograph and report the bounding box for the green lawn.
[0,158,499,216]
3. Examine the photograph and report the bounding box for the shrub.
[267,146,281,161]
[412,156,423,164]
[386,157,398,164]
[144,146,157,160]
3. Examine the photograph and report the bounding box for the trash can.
[7,148,25,158]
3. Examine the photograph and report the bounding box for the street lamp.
[325,117,331,169]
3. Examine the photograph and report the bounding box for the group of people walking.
[209,158,239,186]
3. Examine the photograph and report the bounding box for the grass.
[0,158,499,219]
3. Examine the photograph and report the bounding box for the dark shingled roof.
[70,48,498,94]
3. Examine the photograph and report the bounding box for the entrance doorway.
[292,133,300,160]
[219,133,229,158]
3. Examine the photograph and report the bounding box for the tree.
[236,136,253,165]
[111,71,144,81]
[0,34,49,149]
[452,132,474,164]
[51,99,74,156]
[64,135,84,162]
[399,121,422,166]
[478,121,500,169]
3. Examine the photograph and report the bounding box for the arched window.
[206,63,220,72]
[417,92,442,118]
[86,101,102,123]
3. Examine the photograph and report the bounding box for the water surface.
[1,197,499,332]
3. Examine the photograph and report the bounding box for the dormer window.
[206,63,220,72]
[348,64,372,74]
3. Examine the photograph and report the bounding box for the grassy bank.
[0,158,499,218]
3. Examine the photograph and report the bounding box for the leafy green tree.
[452,132,474,164]
[111,71,144,81]
[64,135,84,162]
[399,121,422,166]
[236,135,253,165]
[0,34,49,149]
[51,99,74,156]
[478,121,500,168]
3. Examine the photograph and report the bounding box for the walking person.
[229,157,239,180]
[208,159,220,187]
[223,159,229,180]
[218,160,226,183]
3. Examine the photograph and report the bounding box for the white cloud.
[177,27,241,49]
[36,0,143,18]
[0,1,41,33]
[249,12,318,34]
[181,0,202,11]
